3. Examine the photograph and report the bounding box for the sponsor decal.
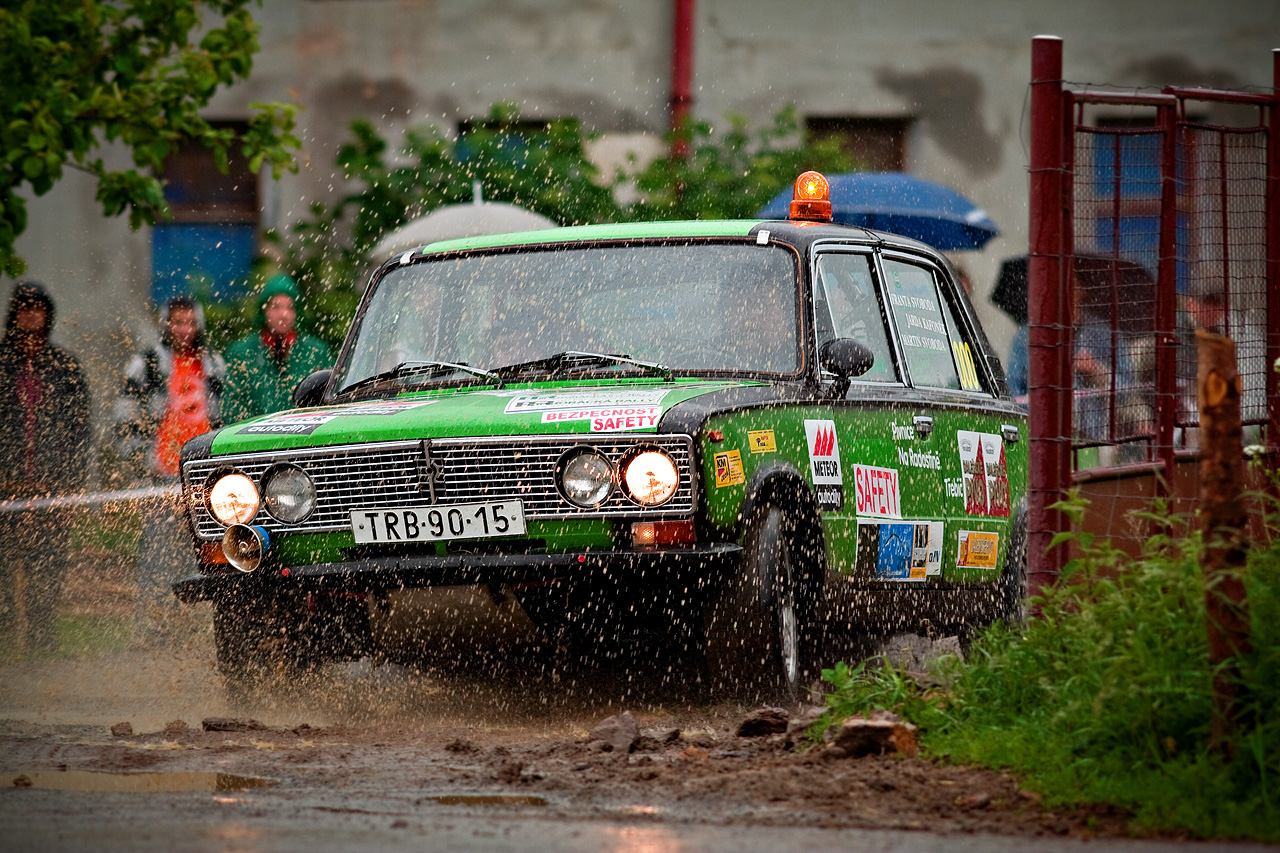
[804,419,843,511]
[957,530,1000,569]
[855,519,943,582]
[897,445,941,470]
[747,429,777,454]
[541,406,662,432]
[713,450,745,488]
[958,431,1011,517]
[504,388,669,415]
[890,421,916,442]
[238,401,432,435]
[853,464,901,519]
[952,341,983,391]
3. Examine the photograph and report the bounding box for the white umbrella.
[371,199,557,262]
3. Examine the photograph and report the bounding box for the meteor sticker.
[957,530,1000,569]
[747,429,777,454]
[541,406,662,431]
[804,419,843,510]
[853,464,901,519]
[855,520,943,581]
[713,450,745,488]
[958,430,1011,517]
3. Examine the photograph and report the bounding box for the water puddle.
[424,793,548,807]
[9,770,276,793]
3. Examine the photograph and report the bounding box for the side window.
[815,253,898,383]
[882,259,981,391]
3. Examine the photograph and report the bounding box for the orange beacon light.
[789,171,832,222]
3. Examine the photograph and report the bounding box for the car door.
[811,247,936,584]
[876,252,1019,586]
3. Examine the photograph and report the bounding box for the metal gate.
[1027,37,1280,593]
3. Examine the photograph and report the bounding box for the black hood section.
[658,383,816,437]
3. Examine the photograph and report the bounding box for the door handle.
[913,415,934,438]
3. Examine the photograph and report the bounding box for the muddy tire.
[703,504,811,704]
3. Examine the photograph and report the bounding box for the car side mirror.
[819,339,874,399]
[293,369,333,408]
[819,338,875,379]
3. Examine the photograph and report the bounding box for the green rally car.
[176,172,1027,700]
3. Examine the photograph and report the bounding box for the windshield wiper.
[492,351,673,382]
[338,360,504,398]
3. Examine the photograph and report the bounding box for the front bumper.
[172,542,743,604]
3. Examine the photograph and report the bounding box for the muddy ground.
[0,556,1155,843]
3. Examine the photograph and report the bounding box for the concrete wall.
[8,0,1278,466]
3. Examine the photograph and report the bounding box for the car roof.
[396,219,941,261]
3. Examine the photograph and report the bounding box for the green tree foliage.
[627,107,859,221]
[0,0,299,277]
[273,104,860,347]
[271,104,619,344]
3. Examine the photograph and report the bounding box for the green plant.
[815,494,1280,841]
[0,0,299,277]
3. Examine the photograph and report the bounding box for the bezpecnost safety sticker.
[804,419,843,511]
[237,401,433,435]
[855,520,943,582]
[713,450,745,488]
[541,406,661,431]
[957,529,1000,569]
[958,430,1011,517]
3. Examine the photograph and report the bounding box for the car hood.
[208,380,758,455]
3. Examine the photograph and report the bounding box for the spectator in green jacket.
[223,274,331,424]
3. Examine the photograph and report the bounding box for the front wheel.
[703,504,811,704]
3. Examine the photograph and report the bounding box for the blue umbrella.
[756,172,999,250]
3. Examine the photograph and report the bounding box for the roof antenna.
[472,180,483,205]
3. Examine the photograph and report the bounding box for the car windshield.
[332,242,801,395]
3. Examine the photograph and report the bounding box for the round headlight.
[262,464,317,524]
[622,449,680,507]
[206,471,260,526]
[556,449,616,508]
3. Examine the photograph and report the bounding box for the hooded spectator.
[113,296,226,636]
[222,274,331,424]
[0,280,92,652]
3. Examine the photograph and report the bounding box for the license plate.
[350,501,526,545]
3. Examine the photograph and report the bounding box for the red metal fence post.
[1268,50,1280,463]
[1028,35,1069,597]
[1153,102,1179,490]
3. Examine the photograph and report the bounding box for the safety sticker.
[853,464,901,519]
[504,388,670,415]
[541,406,662,431]
[952,341,983,392]
[747,429,777,454]
[804,419,843,511]
[855,520,943,582]
[957,430,1010,517]
[957,529,1000,569]
[237,401,433,435]
[713,450,745,488]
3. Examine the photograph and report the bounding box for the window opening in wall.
[151,121,258,306]
[806,117,912,172]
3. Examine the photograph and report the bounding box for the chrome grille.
[183,435,696,540]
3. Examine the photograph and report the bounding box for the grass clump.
[815,496,1280,842]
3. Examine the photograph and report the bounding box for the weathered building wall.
[9,0,1278,464]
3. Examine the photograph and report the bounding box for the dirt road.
[0,589,1257,852]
